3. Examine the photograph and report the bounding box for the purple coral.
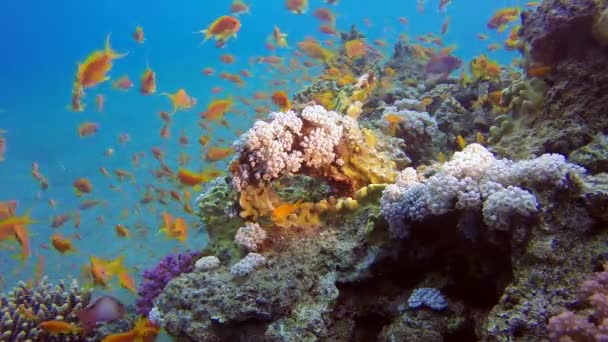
[547,263,608,341]
[136,250,200,316]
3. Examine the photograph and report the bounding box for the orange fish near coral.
[271,91,291,111]
[133,26,145,43]
[78,122,99,138]
[117,271,136,293]
[198,15,241,45]
[177,168,221,186]
[344,39,366,59]
[101,318,159,342]
[201,99,233,121]
[159,212,188,242]
[140,68,156,94]
[205,146,234,162]
[487,7,520,32]
[39,320,81,334]
[162,89,196,113]
[75,35,127,89]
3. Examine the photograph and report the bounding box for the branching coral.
[136,250,200,316]
[380,143,585,239]
[0,277,91,341]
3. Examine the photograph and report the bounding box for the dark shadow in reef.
[335,211,514,340]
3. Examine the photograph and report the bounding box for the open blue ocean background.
[0,0,520,304]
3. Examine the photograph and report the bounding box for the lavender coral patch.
[408,287,448,311]
[136,250,200,316]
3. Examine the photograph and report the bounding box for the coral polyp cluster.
[0,277,91,342]
[230,104,396,196]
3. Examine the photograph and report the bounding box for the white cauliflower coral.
[231,105,363,191]
[381,144,585,238]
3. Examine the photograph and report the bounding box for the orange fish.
[298,37,334,63]
[115,224,130,237]
[272,26,289,48]
[78,122,99,137]
[0,201,31,260]
[177,168,222,186]
[39,320,81,334]
[202,67,215,76]
[201,99,233,121]
[344,39,366,59]
[219,72,245,87]
[0,130,6,162]
[117,271,136,293]
[73,178,93,195]
[159,111,171,123]
[133,26,145,43]
[313,8,335,22]
[220,54,235,64]
[272,202,299,223]
[319,24,337,35]
[162,89,197,113]
[160,124,170,139]
[488,7,520,32]
[70,86,85,112]
[440,16,450,35]
[95,94,105,112]
[51,234,76,253]
[205,146,234,162]
[101,318,159,342]
[89,255,125,287]
[159,212,188,242]
[198,15,241,44]
[51,214,71,228]
[286,0,308,14]
[198,135,210,146]
[31,162,49,190]
[75,35,127,89]
[230,0,250,16]
[271,91,291,111]
[527,65,553,78]
[140,68,156,94]
[112,75,133,90]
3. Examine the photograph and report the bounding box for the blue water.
[0,0,521,304]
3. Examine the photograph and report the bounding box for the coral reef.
[0,277,91,341]
[135,250,200,316]
[152,1,608,341]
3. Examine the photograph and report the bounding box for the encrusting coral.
[0,277,91,341]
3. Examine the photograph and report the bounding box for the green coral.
[488,115,516,144]
[272,175,333,203]
[195,177,244,262]
[500,78,547,117]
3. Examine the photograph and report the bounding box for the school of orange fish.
[0,0,544,338]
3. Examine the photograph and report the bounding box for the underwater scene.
[2,0,608,340]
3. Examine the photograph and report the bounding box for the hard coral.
[0,277,91,342]
[135,250,200,316]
